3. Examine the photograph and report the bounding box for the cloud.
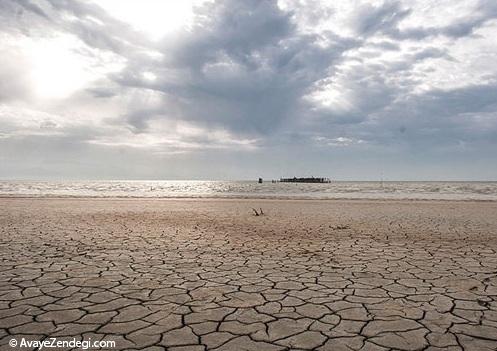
[0,0,497,179]
[110,0,359,136]
[352,1,412,36]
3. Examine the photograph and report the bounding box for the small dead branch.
[252,208,265,216]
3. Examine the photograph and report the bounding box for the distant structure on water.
[279,177,331,183]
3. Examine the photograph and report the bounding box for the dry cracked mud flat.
[1,198,497,351]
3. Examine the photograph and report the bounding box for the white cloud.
[314,135,366,147]
[95,0,208,40]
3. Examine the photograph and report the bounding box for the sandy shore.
[1,198,497,350]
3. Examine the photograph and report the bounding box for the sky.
[1,0,497,180]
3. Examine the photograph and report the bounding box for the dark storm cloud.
[388,82,497,143]
[312,81,497,153]
[109,0,361,135]
[106,0,497,147]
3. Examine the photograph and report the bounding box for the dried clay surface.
[1,198,497,350]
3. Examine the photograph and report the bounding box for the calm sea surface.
[1,180,497,200]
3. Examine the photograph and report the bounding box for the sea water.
[1,180,496,200]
